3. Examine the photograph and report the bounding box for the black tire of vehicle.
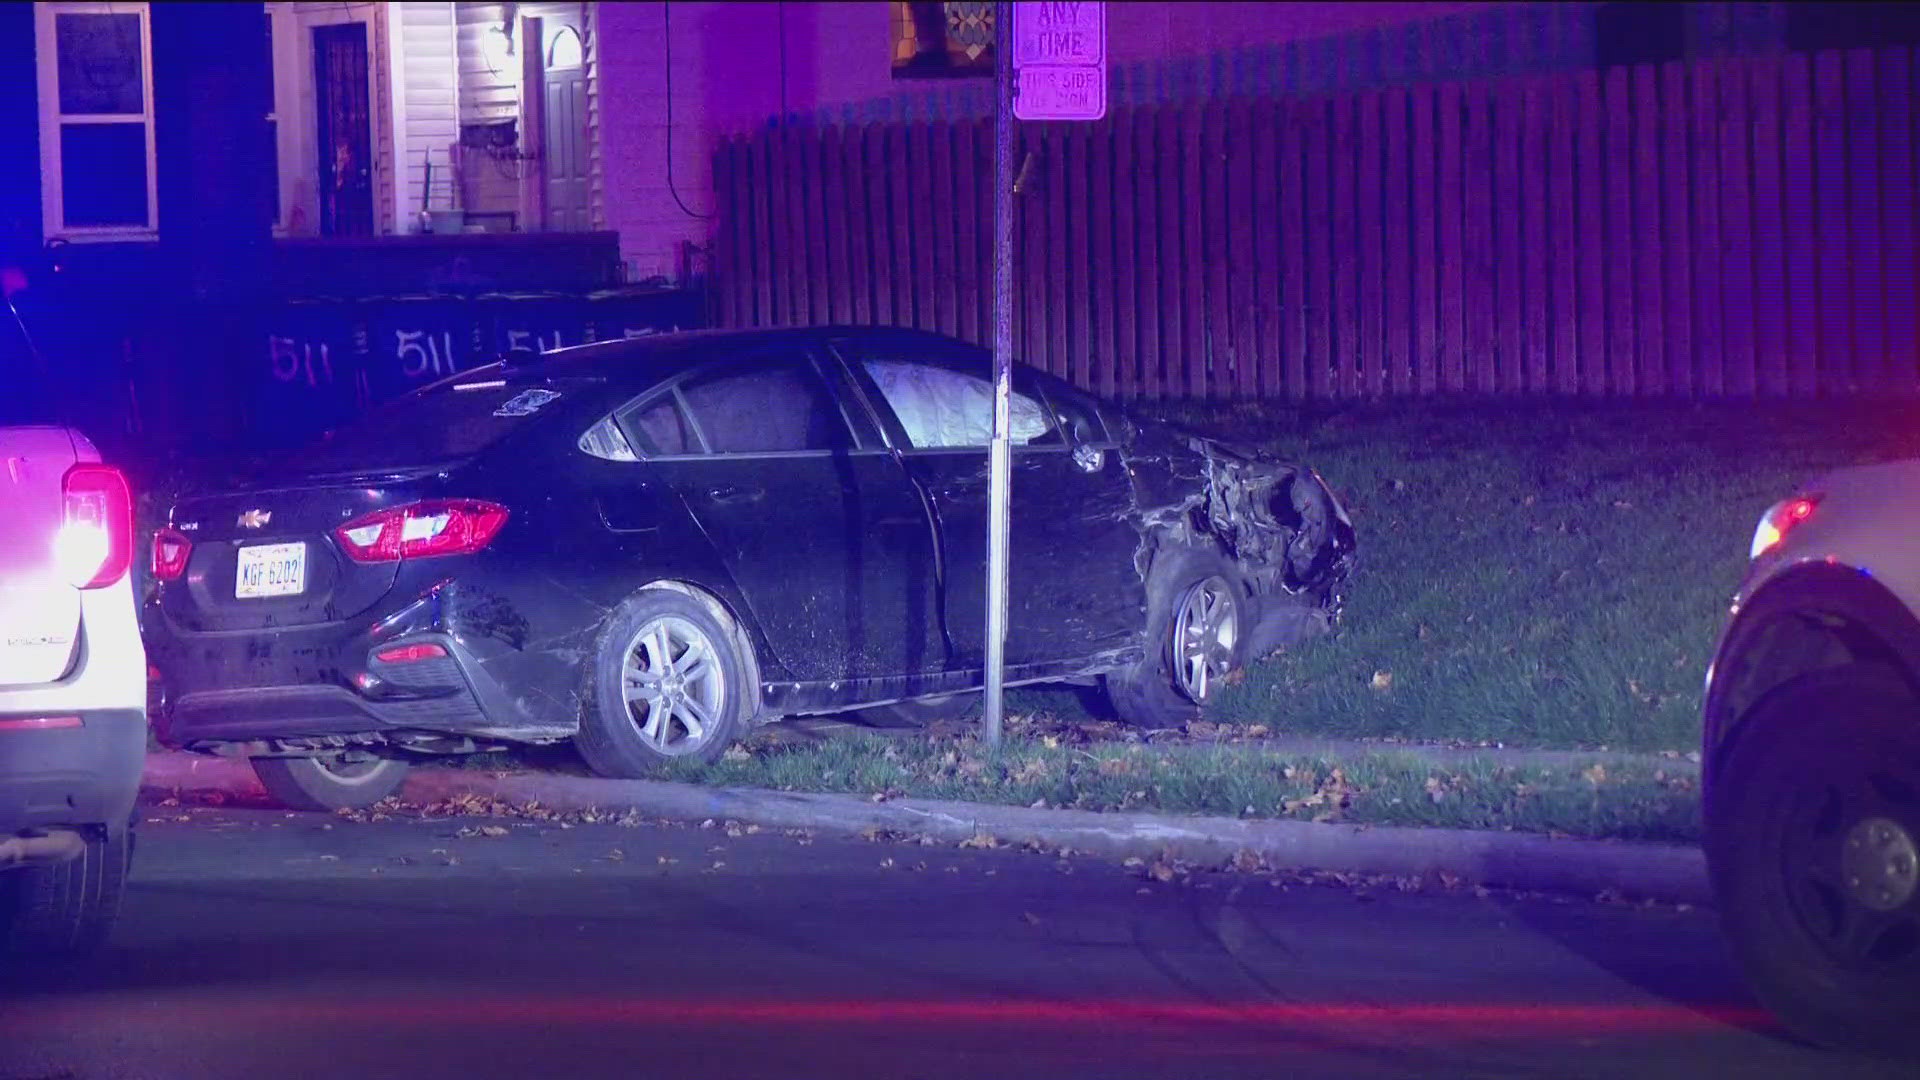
[250,755,412,812]
[1103,546,1251,729]
[1706,663,1920,1056]
[0,825,132,958]
[576,589,749,778]
[857,692,982,728]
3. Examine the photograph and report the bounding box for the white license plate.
[235,542,307,599]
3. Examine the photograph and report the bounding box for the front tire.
[1104,547,1250,728]
[1706,664,1920,1056]
[0,826,132,958]
[577,589,749,778]
[251,754,411,811]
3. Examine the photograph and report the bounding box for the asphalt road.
[0,805,1907,1080]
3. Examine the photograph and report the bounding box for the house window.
[890,2,995,79]
[35,2,157,239]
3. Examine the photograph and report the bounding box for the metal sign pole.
[982,1,1016,750]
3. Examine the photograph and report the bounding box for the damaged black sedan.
[143,328,1354,809]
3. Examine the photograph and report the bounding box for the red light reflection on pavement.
[0,996,1773,1036]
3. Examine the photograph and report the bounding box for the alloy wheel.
[620,615,727,755]
[1171,575,1238,704]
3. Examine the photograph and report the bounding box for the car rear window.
[295,382,571,472]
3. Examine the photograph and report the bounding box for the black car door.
[834,337,1147,670]
[614,346,945,683]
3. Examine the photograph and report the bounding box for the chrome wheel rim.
[1172,575,1238,703]
[620,615,725,756]
[1780,758,1920,970]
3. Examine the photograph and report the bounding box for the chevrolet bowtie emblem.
[237,509,272,529]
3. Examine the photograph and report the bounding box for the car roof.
[509,325,980,387]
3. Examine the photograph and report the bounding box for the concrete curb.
[142,752,1711,905]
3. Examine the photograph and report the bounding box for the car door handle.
[705,485,764,505]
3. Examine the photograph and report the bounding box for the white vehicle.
[0,423,145,957]
[1704,461,1920,1055]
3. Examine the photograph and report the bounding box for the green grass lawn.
[1118,396,1920,752]
[628,724,1704,843]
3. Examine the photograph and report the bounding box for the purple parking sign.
[1012,2,1106,121]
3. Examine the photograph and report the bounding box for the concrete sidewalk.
[142,751,1710,905]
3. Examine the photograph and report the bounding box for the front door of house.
[313,23,373,236]
[542,43,589,232]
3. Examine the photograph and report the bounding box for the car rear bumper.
[162,680,494,744]
[0,707,145,838]
[148,615,537,747]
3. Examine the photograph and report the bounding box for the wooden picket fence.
[711,48,1919,400]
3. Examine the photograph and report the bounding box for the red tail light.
[333,500,510,563]
[374,642,449,664]
[151,527,193,581]
[59,464,133,589]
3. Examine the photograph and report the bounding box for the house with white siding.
[261,2,601,243]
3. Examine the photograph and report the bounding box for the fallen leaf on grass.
[1581,763,1608,786]
[1370,670,1394,691]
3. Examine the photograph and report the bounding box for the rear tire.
[1104,547,1250,728]
[1706,663,1920,1056]
[0,826,132,958]
[577,589,749,778]
[251,754,410,811]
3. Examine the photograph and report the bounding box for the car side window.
[622,356,854,457]
[861,359,1058,449]
[1040,385,1113,445]
[626,395,696,456]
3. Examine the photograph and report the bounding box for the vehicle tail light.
[1751,495,1822,560]
[373,642,448,664]
[151,527,193,581]
[333,500,510,563]
[59,464,133,589]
